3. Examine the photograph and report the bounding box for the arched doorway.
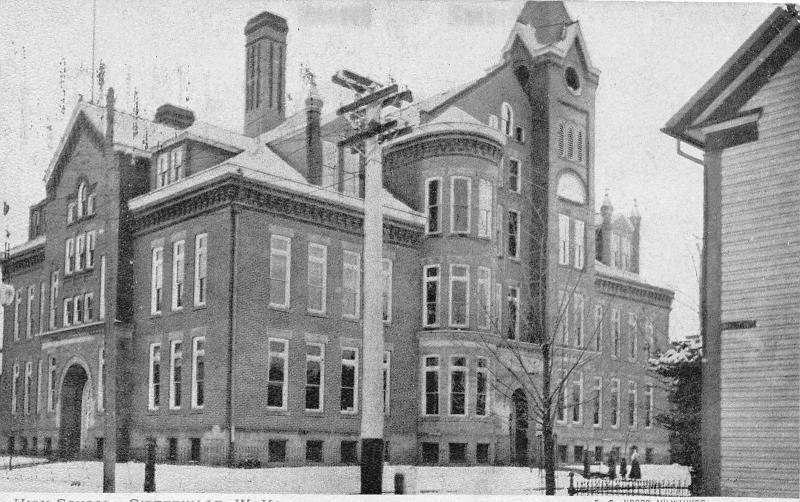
[59,364,88,459]
[511,388,529,466]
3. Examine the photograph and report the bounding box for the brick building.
[1,2,672,467]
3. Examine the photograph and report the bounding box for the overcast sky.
[0,1,780,340]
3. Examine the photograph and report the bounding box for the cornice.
[384,133,503,171]
[131,176,423,248]
[1,245,45,278]
[594,274,673,308]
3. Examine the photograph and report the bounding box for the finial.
[601,188,613,210]
[631,198,641,219]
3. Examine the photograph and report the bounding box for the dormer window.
[156,145,186,189]
[67,181,95,224]
[501,103,514,137]
[77,183,87,218]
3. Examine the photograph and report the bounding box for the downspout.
[227,199,239,466]
[676,139,704,166]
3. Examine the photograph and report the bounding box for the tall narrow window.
[11,363,19,414]
[450,177,471,234]
[476,358,488,416]
[87,193,95,215]
[557,123,565,157]
[148,343,161,410]
[267,338,288,409]
[567,126,574,159]
[507,286,519,340]
[501,103,513,136]
[67,202,76,224]
[571,375,583,423]
[449,264,469,327]
[13,289,21,340]
[171,240,185,310]
[65,238,75,275]
[342,250,361,319]
[307,243,327,314]
[24,361,32,415]
[36,359,43,414]
[157,155,169,188]
[76,234,85,271]
[191,337,205,409]
[645,321,655,358]
[26,285,35,338]
[494,283,502,333]
[556,372,566,423]
[194,234,208,306]
[73,294,82,324]
[645,383,653,428]
[610,378,620,428]
[495,206,504,256]
[171,146,184,182]
[577,129,584,163]
[49,271,59,330]
[628,381,637,428]
[558,214,570,265]
[612,309,621,358]
[477,179,492,238]
[38,282,46,335]
[449,356,467,416]
[423,356,440,416]
[573,293,584,348]
[269,235,291,309]
[305,343,324,412]
[425,178,442,234]
[84,293,94,322]
[628,313,638,360]
[592,377,602,427]
[63,297,73,327]
[382,259,392,323]
[47,356,56,412]
[477,267,491,330]
[151,247,164,314]
[98,348,105,412]
[594,305,604,351]
[340,347,358,413]
[169,340,183,409]
[508,159,520,193]
[423,265,440,327]
[574,219,585,270]
[507,210,519,258]
[382,351,391,415]
[558,291,569,344]
[99,256,106,320]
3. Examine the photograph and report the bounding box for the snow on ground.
[0,461,689,493]
[0,455,50,469]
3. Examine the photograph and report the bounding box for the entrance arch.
[59,364,88,459]
[511,388,529,466]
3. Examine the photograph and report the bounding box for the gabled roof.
[662,7,800,147]
[502,2,600,78]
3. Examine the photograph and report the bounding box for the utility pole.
[332,70,411,495]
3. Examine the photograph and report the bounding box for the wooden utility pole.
[332,70,411,495]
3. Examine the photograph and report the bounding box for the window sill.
[269,305,291,313]
[342,316,360,323]
[192,304,208,312]
[307,311,328,318]
[64,267,96,279]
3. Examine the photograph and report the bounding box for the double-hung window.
[36,359,43,414]
[26,285,35,338]
[169,340,183,409]
[423,356,440,415]
[148,343,161,410]
[269,235,291,309]
[477,179,492,238]
[47,357,56,412]
[151,247,164,315]
[49,271,59,330]
[307,243,327,314]
[507,286,519,340]
[449,356,467,416]
[425,178,442,234]
[476,358,488,416]
[13,289,21,340]
[24,361,32,415]
[305,343,325,411]
[558,214,570,265]
[73,294,83,324]
[382,259,392,323]
[84,292,94,322]
[574,220,585,270]
[571,375,583,423]
[501,103,513,136]
[556,372,566,423]
[342,251,361,319]
[628,313,638,360]
[11,363,19,414]
[610,378,620,428]
[448,264,469,327]
[267,338,288,409]
[507,210,519,258]
[172,240,185,310]
[645,383,653,428]
[628,381,637,428]
[573,293,584,348]
[592,376,602,427]
[65,238,75,275]
[63,297,73,327]
[340,347,358,413]
[194,234,208,306]
[191,337,205,409]
[86,231,96,268]
[476,267,491,330]
[508,159,520,193]
[558,291,569,343]
[450,177,471,234]
[612,309,621,357]
[593,305,604,351]
[98,348,104,411]
[423,265,440,327]
[76,234,85,271]
[382,351,391,415]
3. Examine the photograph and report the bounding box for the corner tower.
[243,11,288,137]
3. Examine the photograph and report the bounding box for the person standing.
[629,447,642,479]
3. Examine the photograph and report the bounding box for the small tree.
[649,340,702,486]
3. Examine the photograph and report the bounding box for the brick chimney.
[305,83,324,185]
[105,87,115,153]
[630,200,641,274]
[244,11,288,137]
[154,104,196,129]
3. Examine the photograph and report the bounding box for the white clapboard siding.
[717,50,800,497]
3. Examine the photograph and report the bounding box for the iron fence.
[568,472,693,497]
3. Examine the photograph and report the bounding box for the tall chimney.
[630,200,642,274]
[244,11,288,137]
[105,87,115,153]
[305,83,324,185]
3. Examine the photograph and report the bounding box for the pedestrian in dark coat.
[629,447,642,479]
[620,455,627,479]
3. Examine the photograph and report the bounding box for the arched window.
[557,171,586,205]
[501,103,513,137]
[77,183,87,218]
[558,123,565,157]
[577,130,584,163]
[567,126,574,160]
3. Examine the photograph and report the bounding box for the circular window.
[565,66,581,94]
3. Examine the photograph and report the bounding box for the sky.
[0,0,780,340]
